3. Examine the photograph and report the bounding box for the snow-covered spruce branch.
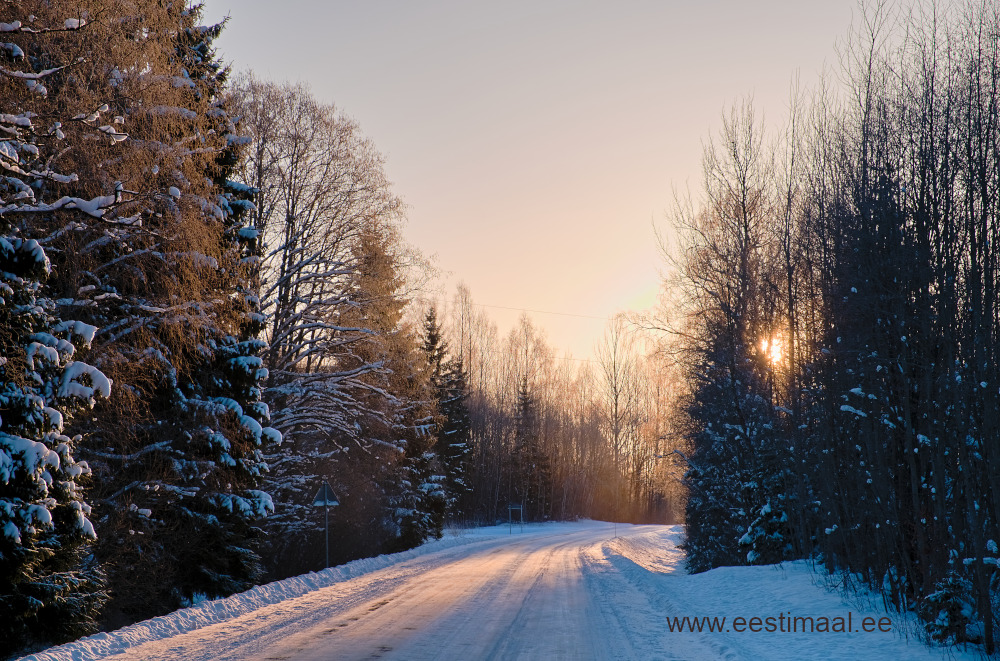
[0,193,119,218]
[93,247,220,273]
[0,18,89,34]
[0,62,73,80]
[97,299,230,343]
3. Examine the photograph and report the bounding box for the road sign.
[508,502,523,534]
[313,481,339,569]
[313,481,339,507]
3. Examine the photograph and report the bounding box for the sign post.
[508,503,523,534]
[312,481,339,569]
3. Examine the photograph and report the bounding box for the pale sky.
[201,0,856,360]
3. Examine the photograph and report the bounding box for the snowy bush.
[920,573,983,646]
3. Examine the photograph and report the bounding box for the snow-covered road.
[25,521,975,661]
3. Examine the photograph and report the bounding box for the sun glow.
[760,335,783,366]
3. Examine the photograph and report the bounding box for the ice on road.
[25,521,973,661]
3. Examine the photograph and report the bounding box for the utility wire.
[471,346,599,365]
[471,302,612,321]
[442,302,643,365]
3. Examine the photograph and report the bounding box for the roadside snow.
[20,521,981,661]
[595,529,975,660]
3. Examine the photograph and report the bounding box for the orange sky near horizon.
[202,0,857,360]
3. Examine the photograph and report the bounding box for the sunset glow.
[200,0,855,359]
[760,335,784,366]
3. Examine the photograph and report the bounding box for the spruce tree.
[420,307,471,518]
[0,13,116,644]
[0,1,277,623]
[119,5,282,606]
[0,236,109,656]
[438,359,472,518]
[513,377,552,521]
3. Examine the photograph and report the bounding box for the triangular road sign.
[313,481,339,507]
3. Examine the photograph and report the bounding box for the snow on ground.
[21,521,983,661]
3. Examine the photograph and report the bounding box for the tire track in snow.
[258,527,617,660]
[471,532,612,660]
[578,532,723,660]
[587,533,746,660]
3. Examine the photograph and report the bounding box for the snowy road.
[26,521,974,661]
[238,524,649,660]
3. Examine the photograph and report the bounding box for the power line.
[471,346,599,365]
[471,302,612,321]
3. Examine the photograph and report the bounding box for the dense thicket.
[670,1,1000,653]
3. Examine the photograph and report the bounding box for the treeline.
[441,292,684,527]
[0,2,679,657]
[667,0,999,653]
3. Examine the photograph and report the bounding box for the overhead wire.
[470,302,612,322]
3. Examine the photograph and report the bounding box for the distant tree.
[596,316,643,520]
[421,307,472,518]
[512,375,552,520]
[438,359,473,517]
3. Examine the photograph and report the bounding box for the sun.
[760,335,783,366]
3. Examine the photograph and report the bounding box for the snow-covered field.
[21,521,981,660]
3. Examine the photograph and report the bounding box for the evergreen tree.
[438,359,472,517]
[0,14,115,644]
[420,307,471,518]
[0,1,277,623]
[0,236,109,656]
[513,377,552,521]
[135,4,280,606]
[421,307,448,382]
[671,100,791,572]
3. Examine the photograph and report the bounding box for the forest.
[2,0,999,658]
[0,2,679,656]
[664,0,1000,655]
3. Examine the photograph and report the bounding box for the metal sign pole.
[313,481,339,571]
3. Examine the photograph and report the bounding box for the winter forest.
[0,0,998,658]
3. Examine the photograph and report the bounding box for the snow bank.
[598,529,979,661]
